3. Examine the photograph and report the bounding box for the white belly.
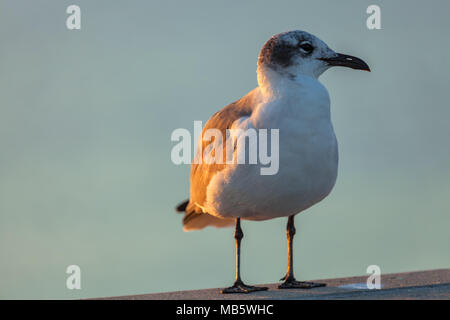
[205,117,338,221]
[204,77,338,220]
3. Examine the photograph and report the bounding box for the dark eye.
[299,42,314,54]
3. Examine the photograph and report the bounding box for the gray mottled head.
[258,30,370,78]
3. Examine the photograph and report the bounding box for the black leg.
[278,215,326,289]
[221,218,268,294]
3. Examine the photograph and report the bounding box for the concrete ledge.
[95,269,450,300]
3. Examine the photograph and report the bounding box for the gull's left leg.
[279,215,326,289]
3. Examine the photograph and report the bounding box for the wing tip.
[175,199,189,213]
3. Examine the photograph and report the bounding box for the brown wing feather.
[179,88,259,230]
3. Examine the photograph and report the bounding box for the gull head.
[257,30,370,80]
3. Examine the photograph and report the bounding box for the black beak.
[320,53,370,72]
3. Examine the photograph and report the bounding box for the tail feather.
[175,198,234,231]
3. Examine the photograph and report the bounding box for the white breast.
[205,75,339,220]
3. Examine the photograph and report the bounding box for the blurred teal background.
[0,0,449,299]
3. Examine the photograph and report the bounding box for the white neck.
[256,64,331,120]
[257,65,322,96]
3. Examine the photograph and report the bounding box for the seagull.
[176,30,370,293]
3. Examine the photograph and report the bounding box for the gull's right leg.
[221,218,268,294]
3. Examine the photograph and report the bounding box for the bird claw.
[221,280,268,294]
[278,278,326,289]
